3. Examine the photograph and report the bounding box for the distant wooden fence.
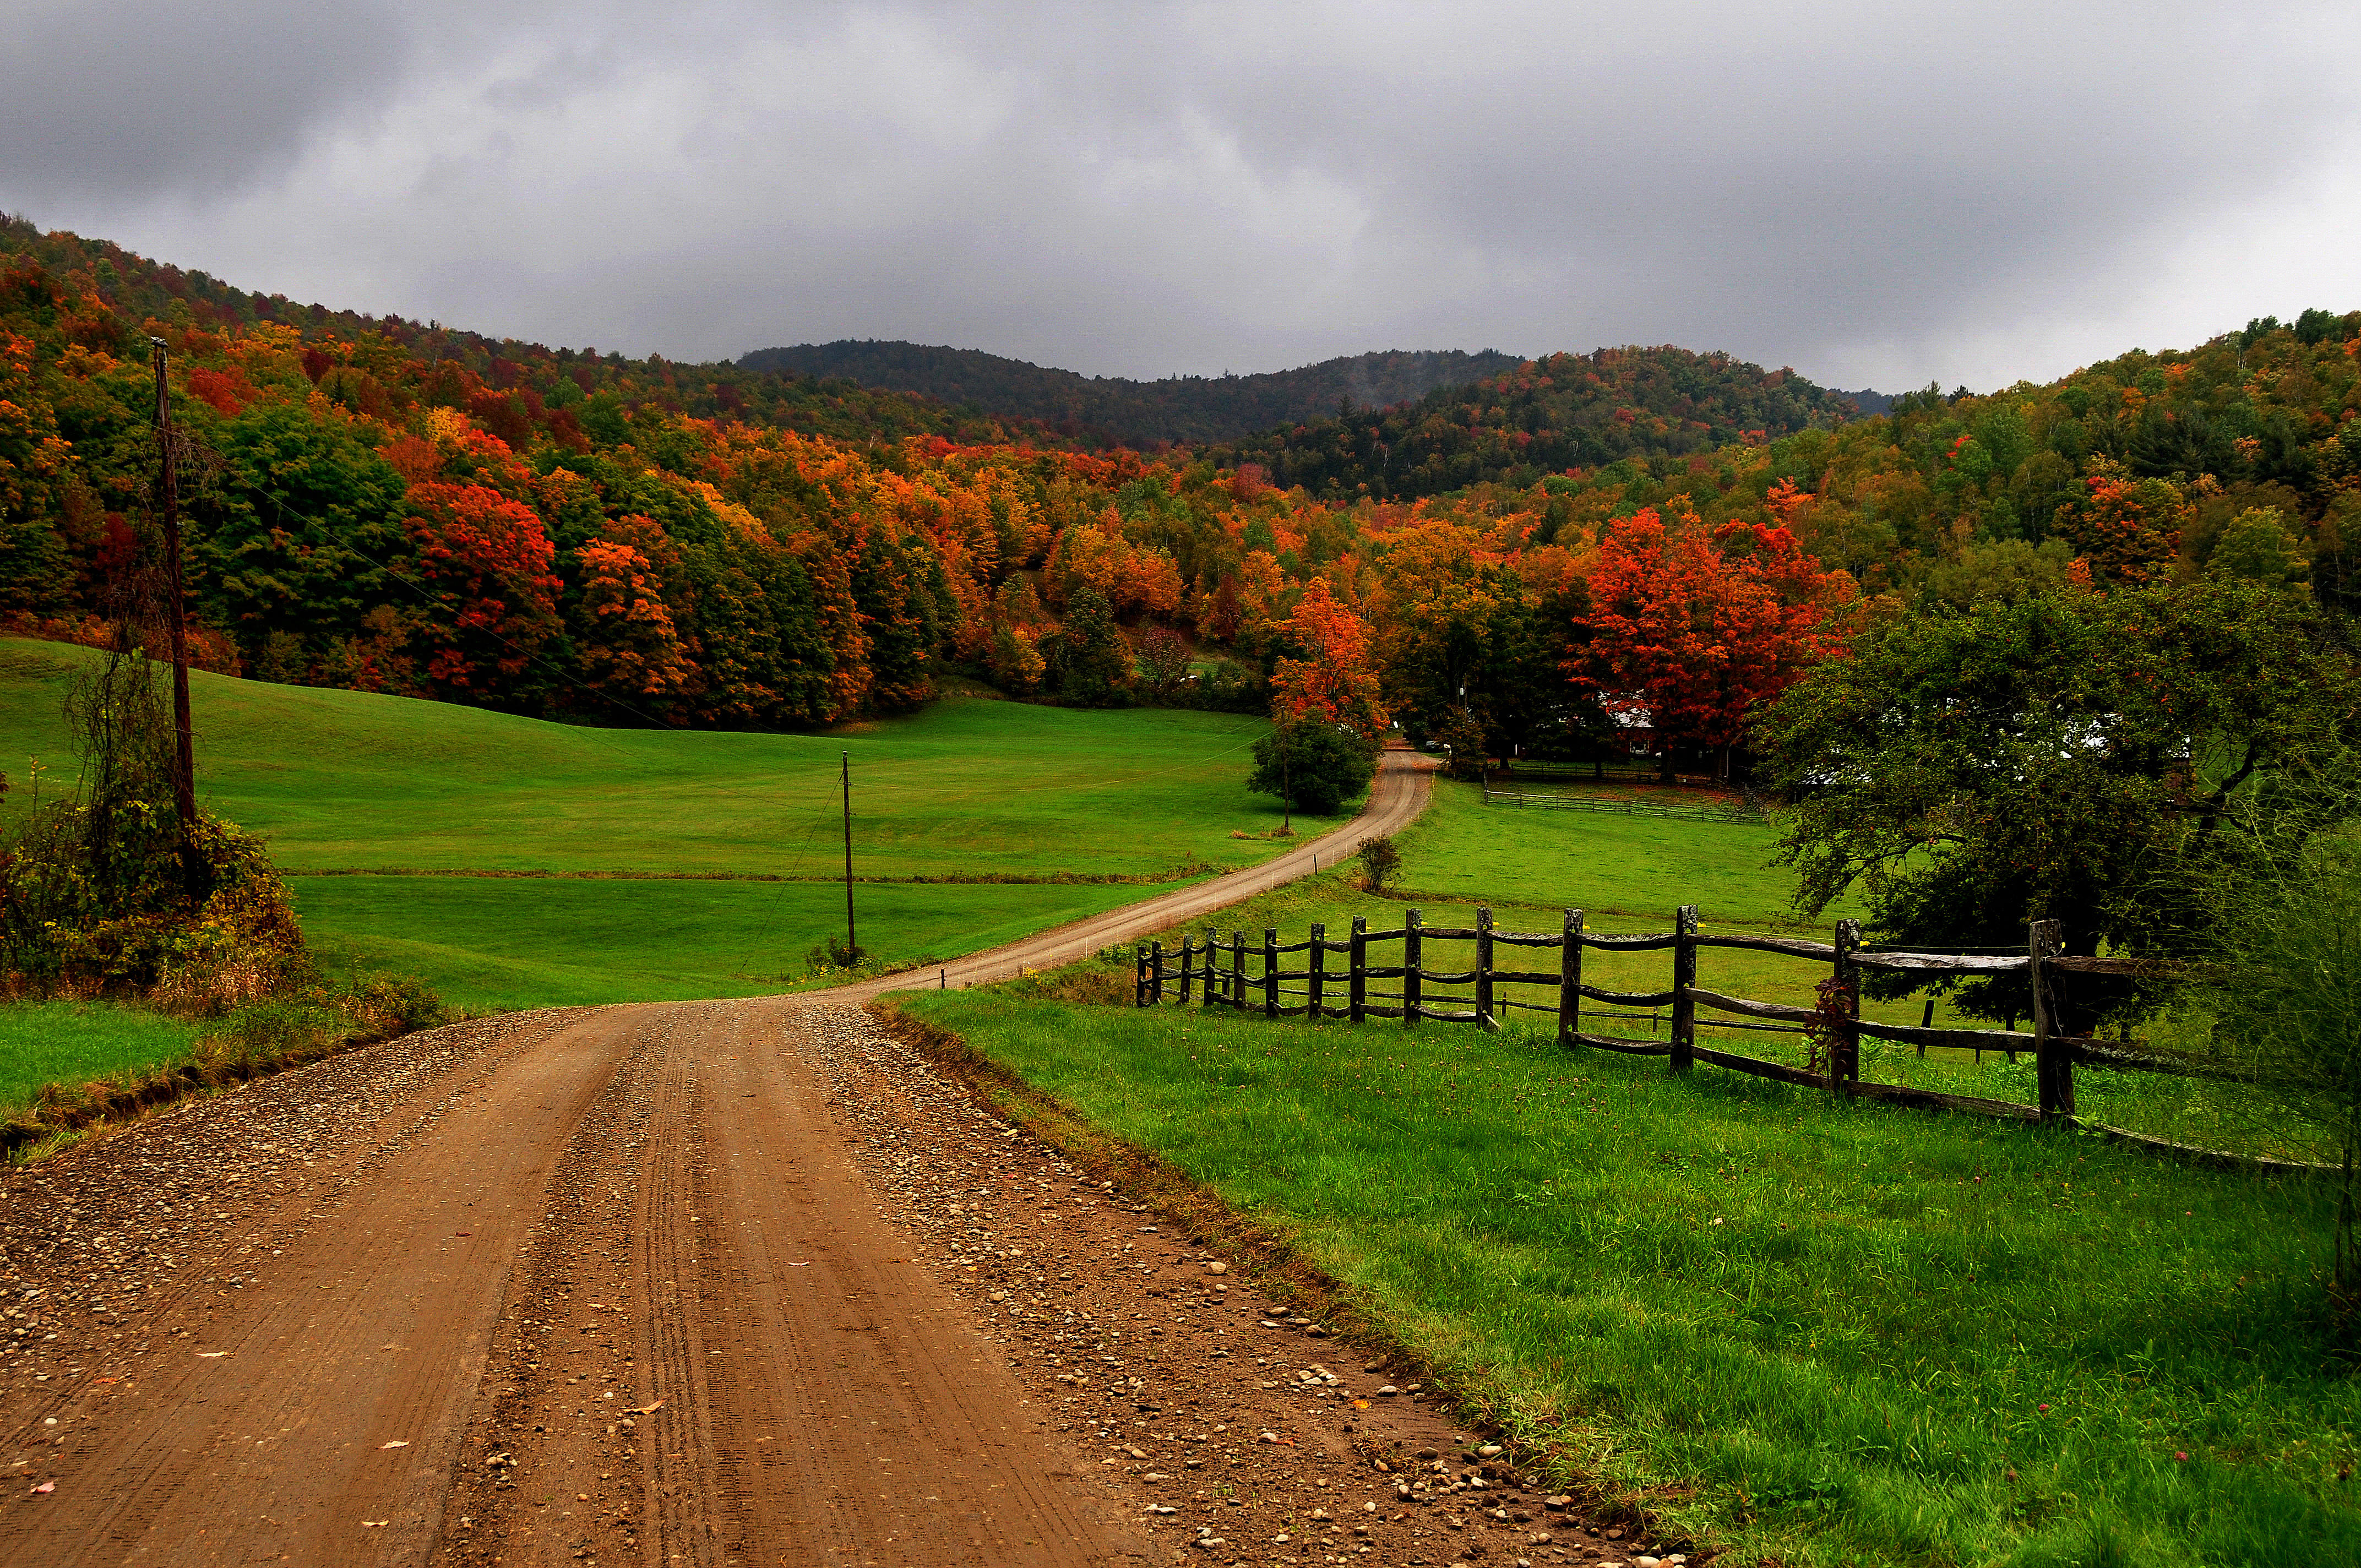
[1133,907,2293,1158]
[1478,773,1768,823]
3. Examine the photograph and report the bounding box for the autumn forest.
[3,214,2357,782]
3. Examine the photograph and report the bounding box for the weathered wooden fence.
[1134,907,2260,1145]
[1478,773,1767,823]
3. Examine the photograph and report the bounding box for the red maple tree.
[1576,508,1854,776]
[402,481,563,695]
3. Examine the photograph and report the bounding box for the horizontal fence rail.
[1478,772,1768,823]
[1134,906,2298,1167]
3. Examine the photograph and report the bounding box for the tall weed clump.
[0,647,446,1158]
[1,646,303,1001]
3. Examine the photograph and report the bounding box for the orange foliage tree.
[1577,509,1854,777]
[1272,579,1388,741]
[2061,461,2188,586]
[572,514,700,710]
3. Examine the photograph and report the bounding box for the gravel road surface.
[0,1003,1680,1566]
[0,747,1689,1564]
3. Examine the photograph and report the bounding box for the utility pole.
[150,339,200,890]
[1280,719,1292,833]
[840,752,858,960]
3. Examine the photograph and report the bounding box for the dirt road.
[0,1004,1149,1565]
[826,748,1435,1001]
[0,747,1649,1568]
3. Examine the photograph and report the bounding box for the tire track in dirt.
[0,1007,627,1565]
[431,999,1140,1567]
[0,749,1463,1565]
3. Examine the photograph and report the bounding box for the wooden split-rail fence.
[1134,907,2259,1144]
[1478,771,1766,823]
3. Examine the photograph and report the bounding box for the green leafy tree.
[1134,625,1195,700]
[1248,721,1375,815]
[2204,506,2310,596]
[1757,579,2360,1029]
[2201,835,2361,1291]
[196,406,415,657]
[1433,706,1489,780]
[1042,586,1131,706]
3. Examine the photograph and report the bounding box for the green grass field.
[1393,782,1823,928]
[0,639,1301,878]
[1102,782,2314,1160]
[901,989,2351,1568]
[895,777,2356,1563]
[2,638,1341,1010]
[0,1002,202,1119]
[291,874,1165,1012]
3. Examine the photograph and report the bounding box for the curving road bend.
[0,752,1440,1566]
[823,748,1437,1003]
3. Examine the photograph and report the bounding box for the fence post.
[2032,918,2072,1124]
[1264,928,1279,1018]
[1403,908,1423,1027]
[1309,922,1326,1019]
[1203,929,1220,1011]
[1475,906,1495,1030]
[1179,937,1194,1004]
[1350,916,1367,1023]
[1136,945,1148,1007]
[1559,908,1583,1048]
[1671,905,1697,1074]
[1834,918,1862,1092]
[1150,940,1165,1005]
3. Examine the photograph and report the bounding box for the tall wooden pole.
[1280,720,1291,832]
[150,340,200,888]
[840,751,857,959]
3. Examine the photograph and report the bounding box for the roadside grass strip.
[0,1001,202,1121]
[0,993,435,1159]
[899,988,2357,1567]
[893,778,2354,1563]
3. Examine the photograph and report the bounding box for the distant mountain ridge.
[736,341,1524,446]
[1829,386,1894,416]
[1209,346,1873,502]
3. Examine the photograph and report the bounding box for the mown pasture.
[0,638,1332,1010]
[900,781,2354,1567]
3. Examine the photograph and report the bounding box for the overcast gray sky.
[6,1,2357,393]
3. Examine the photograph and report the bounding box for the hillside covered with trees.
[0,217,1058,454]
[1209,346,1873,501]
[737,342,1523,447]
[3,216,2356,792]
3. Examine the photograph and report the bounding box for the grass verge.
[0,976,444,1162]
[891,982,2358,1567]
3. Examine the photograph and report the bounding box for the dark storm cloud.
[7,2,2357,391]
